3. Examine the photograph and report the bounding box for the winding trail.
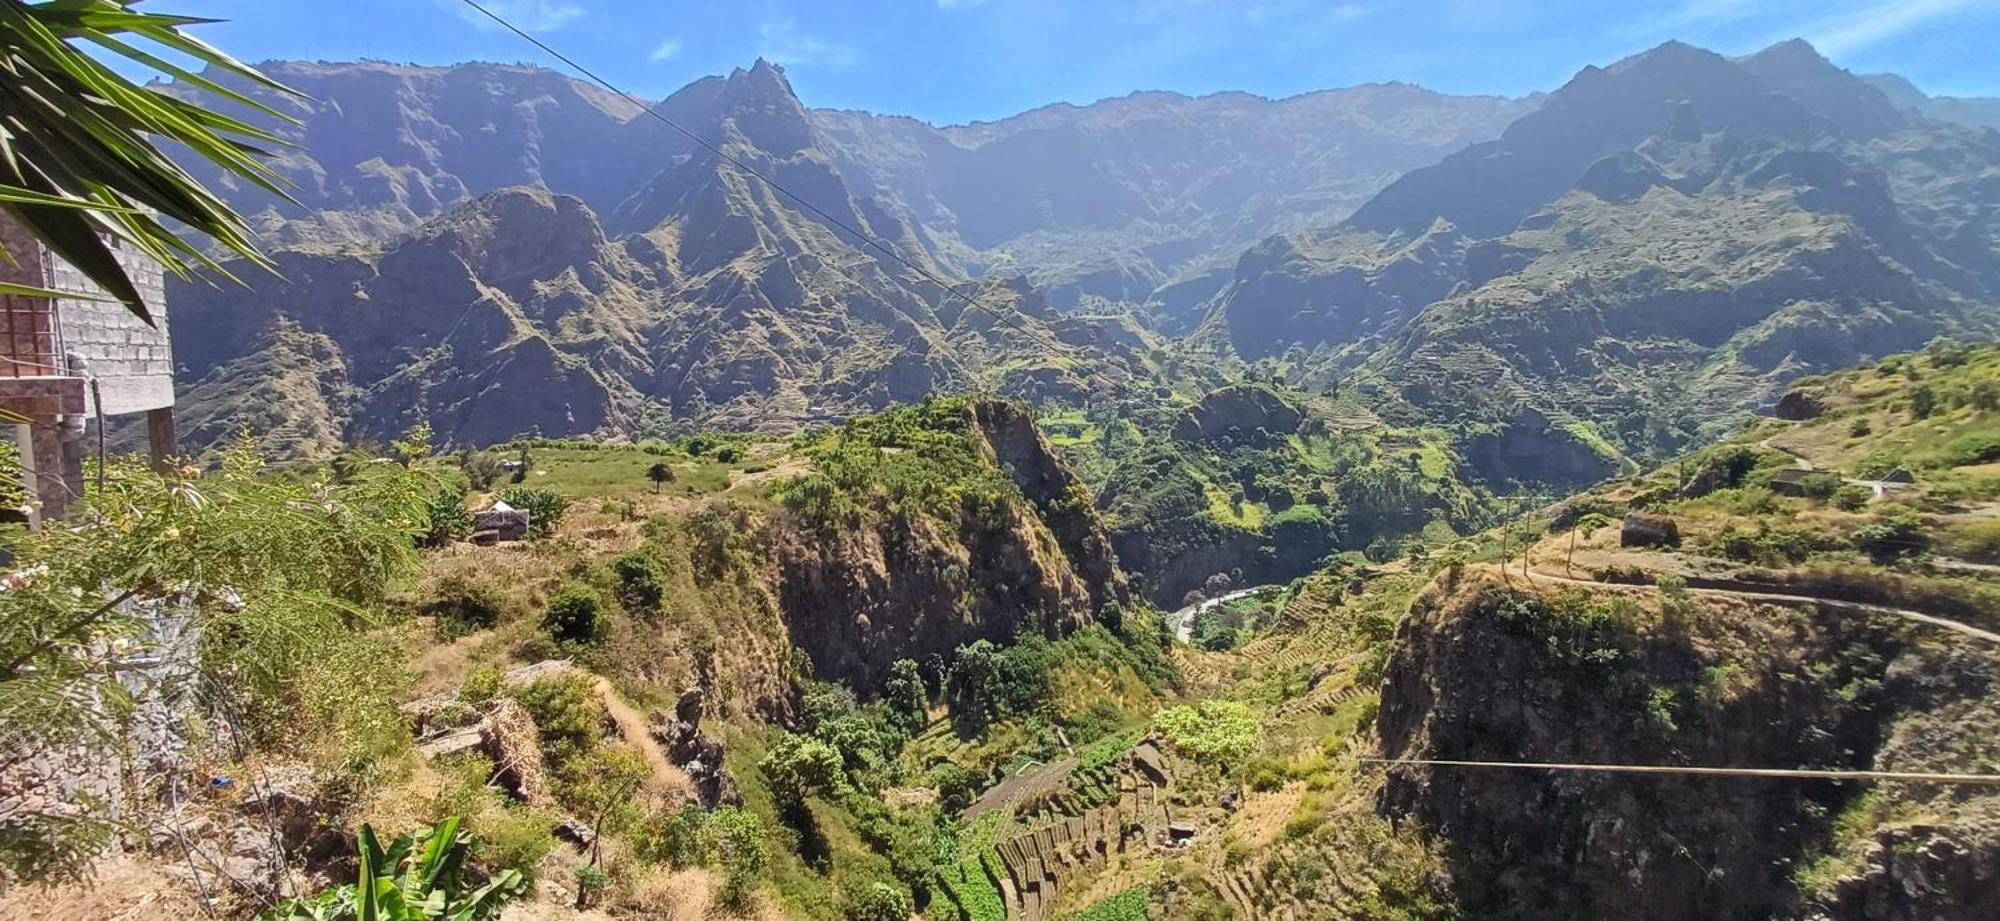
[1515,566,2000,646]
[592,677,694,799]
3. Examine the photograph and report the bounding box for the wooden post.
[146,406,176,472]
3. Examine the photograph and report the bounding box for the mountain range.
[163,40,2000,483]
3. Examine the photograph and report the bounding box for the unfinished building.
[0,215,177,524]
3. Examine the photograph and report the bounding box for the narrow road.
[1517,567,2000,646]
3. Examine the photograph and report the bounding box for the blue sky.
[155,0,2000,124]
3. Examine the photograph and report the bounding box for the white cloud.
[455,0,584,32]
[649,37,682,62]
[757,19,857,68]
[938,0,989,7]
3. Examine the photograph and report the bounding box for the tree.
[511,445,531,484]
[758,732,847,809]
[0,1,299,322]
[1911,384,1938,419]
[541,587,606,645]
[882,658,929,737]
[646,461,675,493]
[946,640,1003,737]
[843,881,915,921]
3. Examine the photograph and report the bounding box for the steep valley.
[16,20,2000,921]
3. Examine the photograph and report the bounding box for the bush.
[843,881,915,921]
[422,573,507,638]
[1833,484,1873,512]
[420,487,475,548]
[1853,507,1926,563]
[541,586,606,645]
[498,486,568,539]
[1943,433,2000,467]
[610,553,663,613]
[1910,384,1938,419]
[1153,700,1257,764]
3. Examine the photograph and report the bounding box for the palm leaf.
[0,0,302,323]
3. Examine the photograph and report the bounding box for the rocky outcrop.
[1776,387,1828,421]
[774,400,1127,689]
[1170,385,1304,444]
[1375,571,2000,921]
[1620,511,1681,548]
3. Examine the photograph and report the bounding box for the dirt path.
[1515,566,2000,646]
[592,677,694,800]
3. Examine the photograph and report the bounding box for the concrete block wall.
[45,237,175,417]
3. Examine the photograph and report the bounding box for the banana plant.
[264,818,526,921]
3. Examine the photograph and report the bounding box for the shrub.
[1833,484,1873,512]
[1943,433,2000,467]
[1153,700,1257,764]
[510,673,602,770]
[1848,418,1872,438]
[422,573,507,638]
[610,553,663,613]
[541,586,606,645]
[711,807,768,910]
[1854,450,1904,480]
[1910,384,1938,419]
[498,486,568,539]
[1941,518,2000,564]
[843,881,915,921]
[1853,508,1926,563]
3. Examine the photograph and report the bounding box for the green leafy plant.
[540,586,606,646]
[263,818,525,920]
[497,486,567,539]
[0,0,298,320]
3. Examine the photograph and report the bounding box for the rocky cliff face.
[771,399,1128,690]
[168,65,1156,456]
[1376,571,2000,920]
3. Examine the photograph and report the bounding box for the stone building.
[0,214,177,524]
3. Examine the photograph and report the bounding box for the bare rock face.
[1376,570,2000,921]
[775,399,1129,690]
[649,687,738,807]
[1776,387,1829,421]
[1620,511,1681,548]
[1827,822,2000,921]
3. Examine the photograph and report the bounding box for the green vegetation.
[264,819,525,920]
[0,0,294,318]
[497,486,569,539]
[1058,887,1149,920]
[1153,699,1258,764]
[0,445,426,885]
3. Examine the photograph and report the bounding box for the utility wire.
[455,0,1133,396]
[1361,758,2000,787]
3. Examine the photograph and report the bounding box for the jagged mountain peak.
[1738,37,1907,137]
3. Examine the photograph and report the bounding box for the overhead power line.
[1361,758,2000,787]
[455,0,1132,396]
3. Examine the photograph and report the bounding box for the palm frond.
[0,0,301,325]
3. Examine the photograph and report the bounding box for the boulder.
[1619,512,1680,549]
[1774,388,1826,421]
